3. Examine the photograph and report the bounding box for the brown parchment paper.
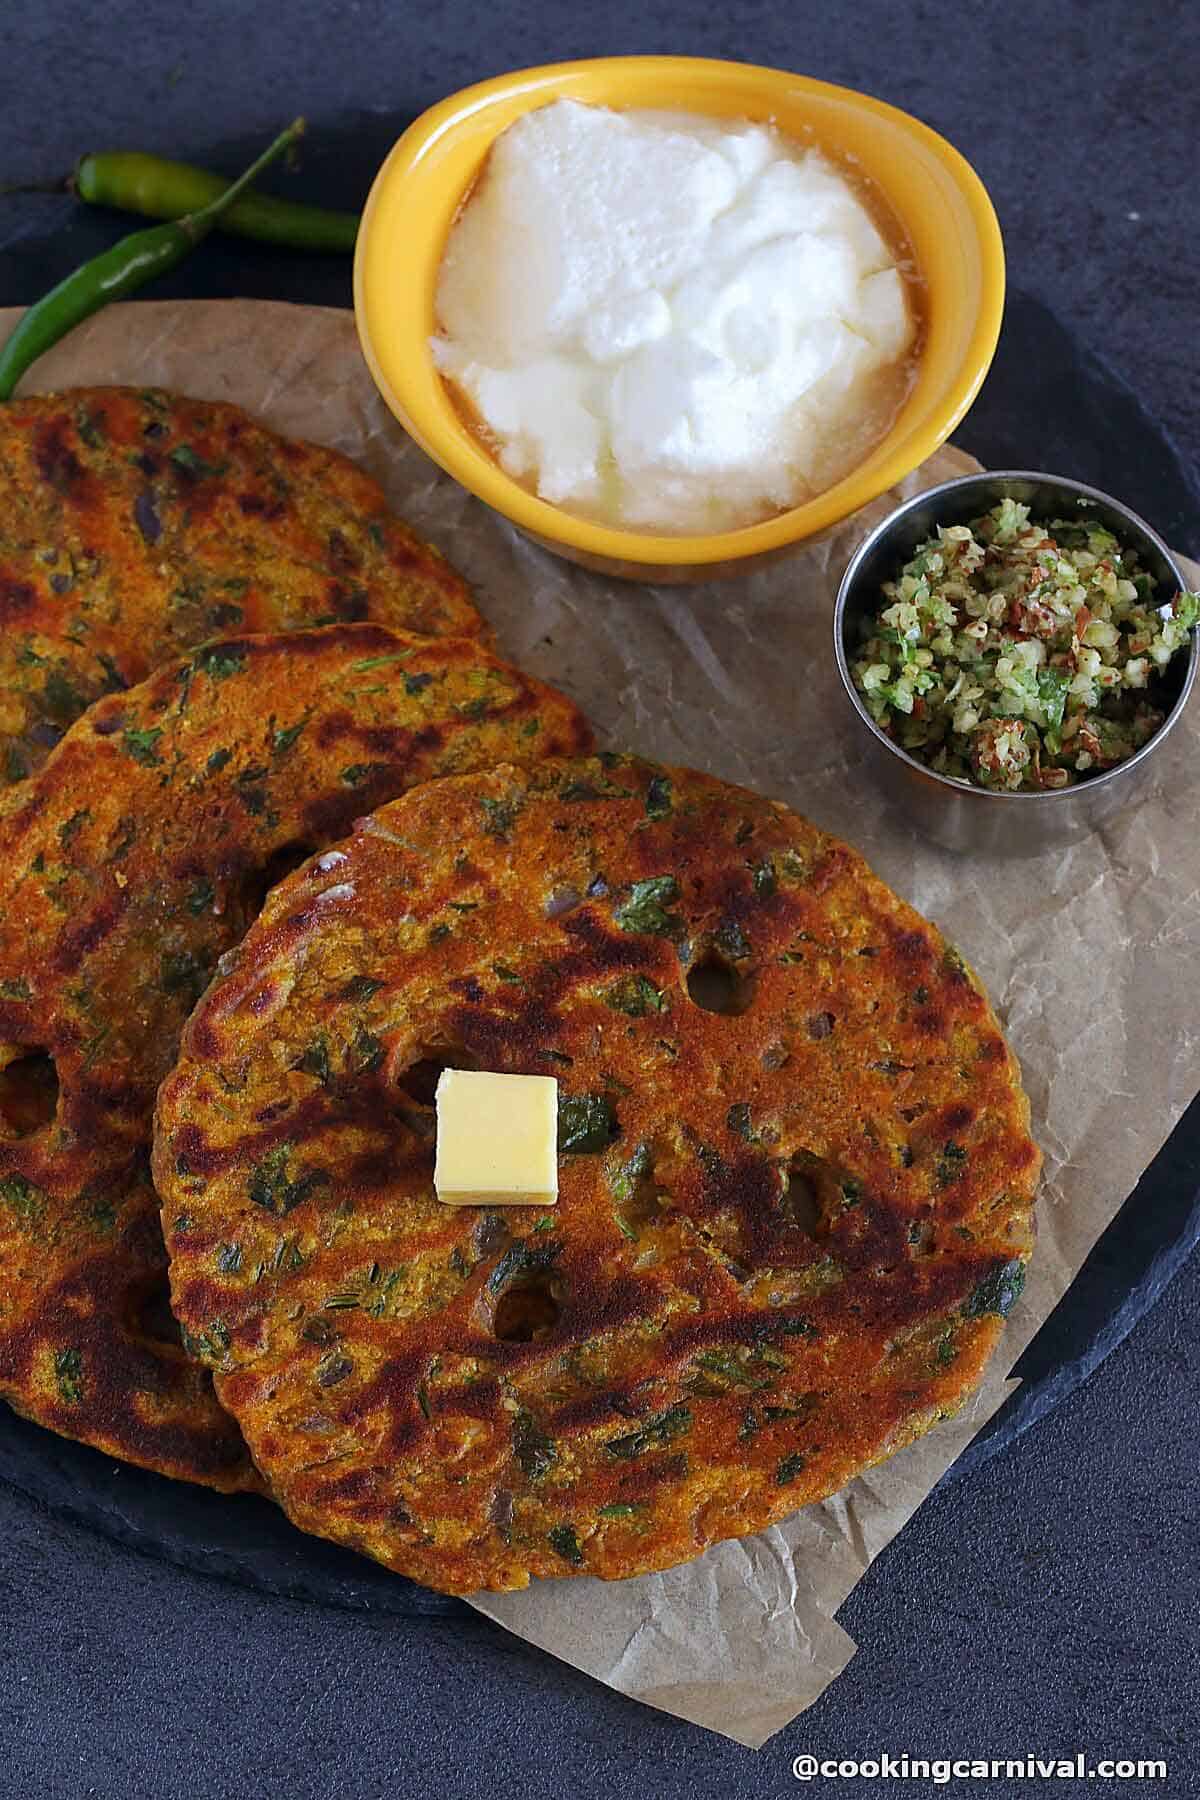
[11,300,1199,1749]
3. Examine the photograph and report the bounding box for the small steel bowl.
[833,471,1198,855]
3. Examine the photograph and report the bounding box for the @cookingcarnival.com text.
[791,1754,1168,1783]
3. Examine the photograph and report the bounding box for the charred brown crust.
[0,630,590,1488]
[154,756,1040,1588]
[0,386,487,790]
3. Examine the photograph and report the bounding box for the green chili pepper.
[0,118,305,403]
[69,150,358,253]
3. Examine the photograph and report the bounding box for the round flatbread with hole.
[0,626,589,1490]
[0,385,485,790]
[154,755,1039,1586]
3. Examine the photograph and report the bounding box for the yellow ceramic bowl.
[354,56,1005,581]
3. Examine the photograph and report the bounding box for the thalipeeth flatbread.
[0,386,486,788]
[154,756,1039,1587]
[0,627,590,1490]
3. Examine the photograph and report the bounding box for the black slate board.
[0,113,1197,1620]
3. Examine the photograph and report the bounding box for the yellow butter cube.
[433,1069,559,1207]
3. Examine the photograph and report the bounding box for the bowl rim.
[833,468,1200,803]
[353,54,1006,567]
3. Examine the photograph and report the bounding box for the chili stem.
[172,118,307,240]
[0,180,68,197]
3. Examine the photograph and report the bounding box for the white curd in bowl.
[431,99,920,535]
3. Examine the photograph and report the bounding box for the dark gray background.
[0,4,1198,1796]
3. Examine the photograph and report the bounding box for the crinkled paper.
[13,300,1198,1748]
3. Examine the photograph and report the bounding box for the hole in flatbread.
[624,1182,666,1233]
[0,1049,59,1137]
[123,1277,190,1362]
[909,1220,935,1256]
[781,1159,823,1235]
[780,1151,861,1235]
[492,1276,561,1343]
[240,841,317,922]
[686,955,756,1016]
[614,1144,665,1236]
[396,1047,478,1108]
